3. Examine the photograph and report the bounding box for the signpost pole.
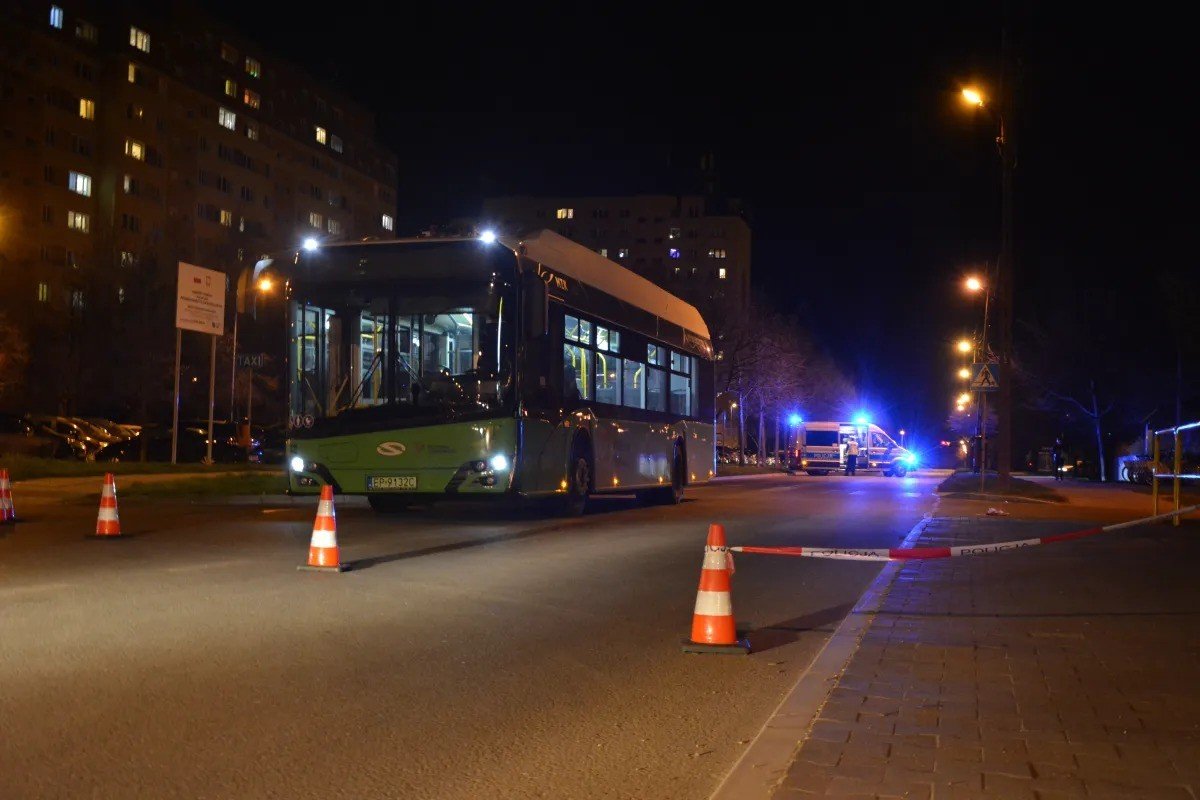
[171,327,182,465]
[980,392,987,494]
[207,335,217,464]
[247,368,254,433]
[229,311,238,422]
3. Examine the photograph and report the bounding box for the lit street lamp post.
[961,52,1016,490]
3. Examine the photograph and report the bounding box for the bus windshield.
[288,245,516,435]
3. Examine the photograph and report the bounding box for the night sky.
[212,2,1193,450]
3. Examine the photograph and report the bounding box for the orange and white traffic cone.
[299,485,347,572]
[0,468,15,524]
[683,523,749,654]
[89,472,123,538]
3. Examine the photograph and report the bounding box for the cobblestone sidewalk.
[774,515,1200,800]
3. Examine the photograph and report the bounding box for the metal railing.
[1152,421,1200,527]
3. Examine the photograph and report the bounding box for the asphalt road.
[0,472,939,799]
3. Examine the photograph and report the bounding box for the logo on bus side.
[376,442,406,457]
[536,265,569,292]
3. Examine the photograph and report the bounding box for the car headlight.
[489,454,509,472]
[290,456,306,472]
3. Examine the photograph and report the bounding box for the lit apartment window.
[220,43,237,64]
[124,138,145,160]
[120,250,135,267]
[50,5,63,28]
[242,89,260,109]
[308,211,323,229]
[75,20,97,42]
[218,107,236,130]
[118,287,126,304]
[37,282,50,302]
[668,248,680,259]
[129,26,150,53]
[245,121,259,141]
[68,171,92,197]
[224,79,237,97]
[599,248,608,257]
[718,267,727,280]
[330,134,343,153]
[617,248,629,259]
[327,218,341,235]
[381,213,394,231]
[71,290,84,310]
[127,63,138,83]
[79,98,94,120]
[67,210,90,232]
[245,57,261,78]
[219,209,233,227]
[556,207,574,220]
[314,126,327,145]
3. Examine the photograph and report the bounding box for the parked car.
[97,423,259,464]
[84,417,138,442]
[0,413,63,457]
[23,415,106,459]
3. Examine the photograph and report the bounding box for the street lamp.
[957,366,971,380]
[956,339,973,354]
[256,276,274,293]
[959,70,1016,489]
[957,392,972,406]
[964,275,984,293]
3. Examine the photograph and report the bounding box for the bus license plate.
[367,475,417,491]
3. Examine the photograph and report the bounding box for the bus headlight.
[290,456,306,473]
[489,454,509,472]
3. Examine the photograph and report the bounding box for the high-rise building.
[480,195,750,332]
[0,2,397,412]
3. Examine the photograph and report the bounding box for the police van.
[787,421,917,477]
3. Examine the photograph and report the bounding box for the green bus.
[283,229,715,513]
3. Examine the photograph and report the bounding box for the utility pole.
[995,18,1017,491]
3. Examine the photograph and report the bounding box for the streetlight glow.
[256,277,274,293]
[958,366,971,380]
[965,276,984,292]
[961,87,985,107]
[957,392,972,406]
[956,339,972,354]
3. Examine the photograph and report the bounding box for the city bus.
[282,229,715,513]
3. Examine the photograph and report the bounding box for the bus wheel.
[806,470,821,476]
[368,495,413,513]
[564,440,592,516]
[641,444,685,505]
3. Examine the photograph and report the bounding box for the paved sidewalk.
[773,514,1200,800]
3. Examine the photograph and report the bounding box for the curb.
[708,505,937,800]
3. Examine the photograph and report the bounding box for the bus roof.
[501,229,710,339]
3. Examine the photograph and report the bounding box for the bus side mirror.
[522,273,548,339]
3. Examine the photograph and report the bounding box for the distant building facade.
[0,1,397,413]
[481,195,750,333]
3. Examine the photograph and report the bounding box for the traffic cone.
[89,473,123,538]
[299,485,347,572]
[0,468,15,523]
[683,523,750,654]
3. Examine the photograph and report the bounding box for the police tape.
[730,505,1199,562]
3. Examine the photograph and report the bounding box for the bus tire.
[806,470,821,476]
[641,443,685,505]
[563,436,592,516]
[368,495,413,513]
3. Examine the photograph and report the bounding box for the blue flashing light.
[903,454,918,465]
[788,413,803,427]
[853,414,869,426]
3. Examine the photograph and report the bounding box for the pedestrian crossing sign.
[969,362,1000,391]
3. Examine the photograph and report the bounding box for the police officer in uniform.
[844,436,860,476]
